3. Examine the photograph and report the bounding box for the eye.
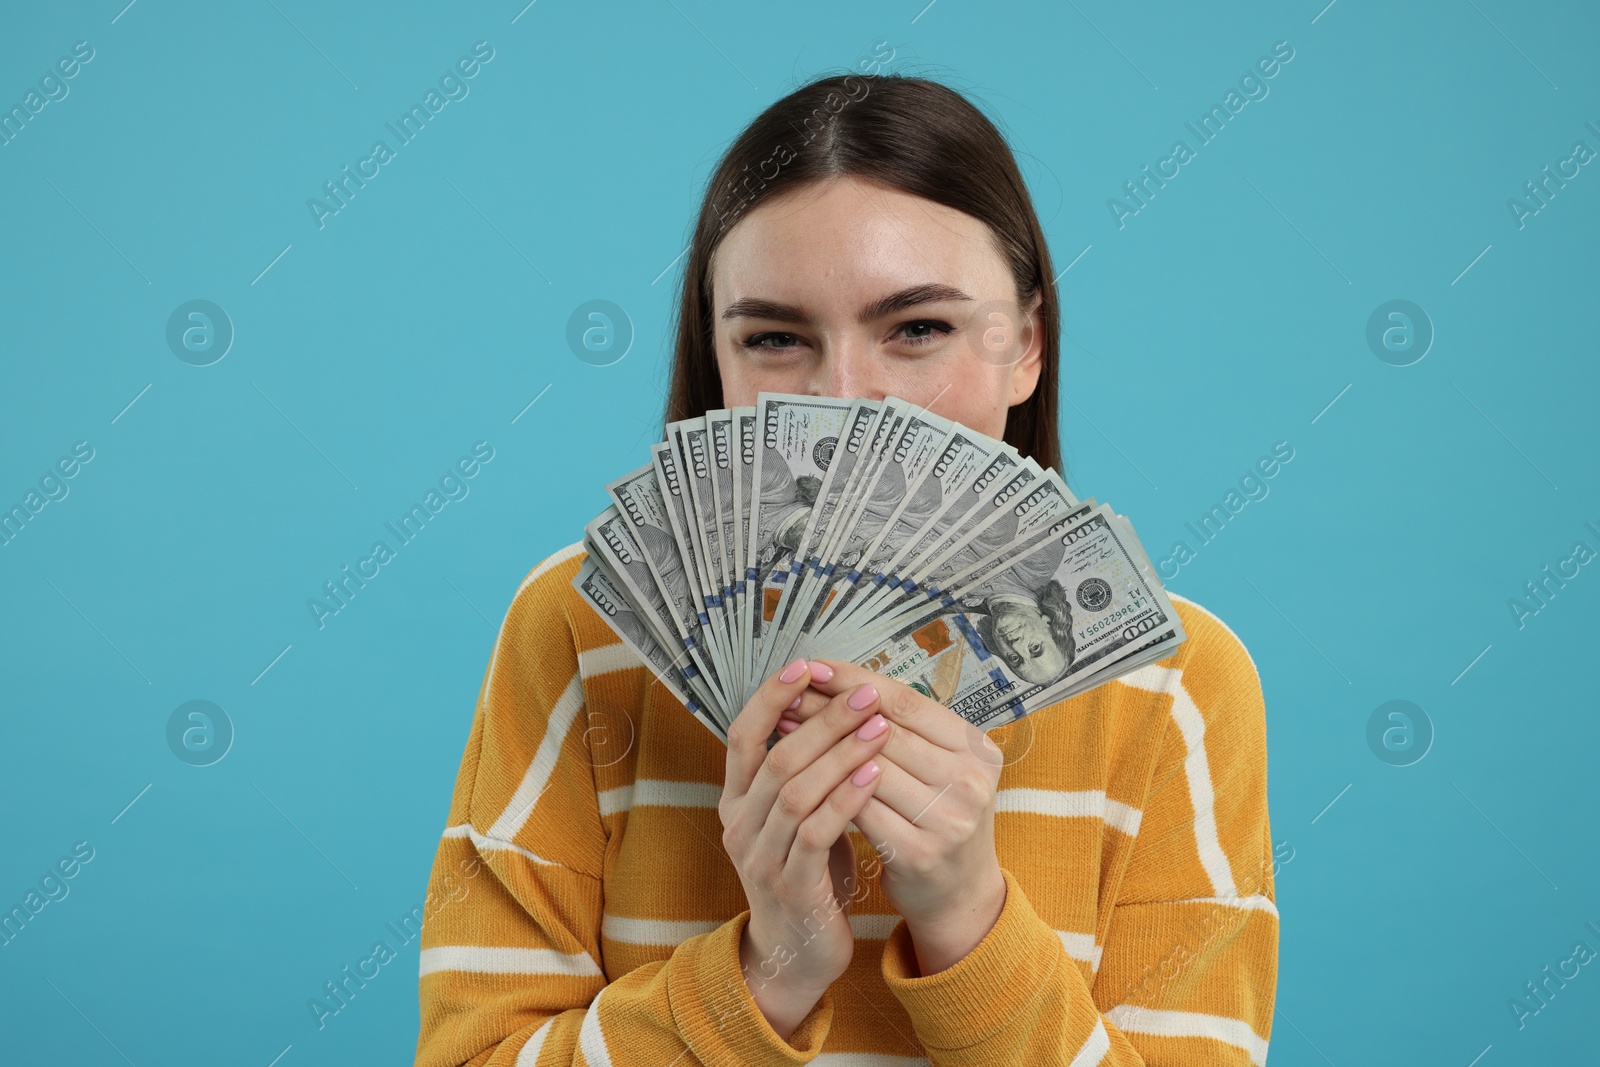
[896,319,955,347]
[740,331,803,352]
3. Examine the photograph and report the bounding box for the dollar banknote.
[771,404,959,658]
[819,503,1184,728]
[743,393,857,697]
[574,393,1184,743]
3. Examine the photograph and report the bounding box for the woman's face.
[710,176,1044,441]
[992,604,1068,685]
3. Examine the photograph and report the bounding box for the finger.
[748,694,891,876]
[849,791,924,863]
[790,758,889,902]
[785,706,950,788]
[865,719,951,790]
[748,681,889,825]
[774,664,848,726]
[724,658,817,802]
[805,659,969,751]
[777,687,833,726]
[845,750,942,822]
[745,681,884,828]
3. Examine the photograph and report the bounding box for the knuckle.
[762,745,793,781]
[775,781,809,820]
[796,819,830,852]
[882,683,916,722]
[946,805,977,837]
[827,690,864,728]
[822,782,851,819]
[841,780,873,816]
[956,769,987,805]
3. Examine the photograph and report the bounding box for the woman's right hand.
[719,657,892,1037]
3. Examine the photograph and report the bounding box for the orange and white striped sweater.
[413,543,1278,1065]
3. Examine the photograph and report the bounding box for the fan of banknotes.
[572,392,1185,744]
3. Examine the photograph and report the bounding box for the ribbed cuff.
[880,868,1061,1050]
[668,909,834,1063]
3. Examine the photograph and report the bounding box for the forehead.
[710,177,1007,307]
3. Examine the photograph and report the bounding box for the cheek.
[929,365,1010,437]
[714,344,806,407]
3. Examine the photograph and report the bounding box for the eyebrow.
[719,282,975,326]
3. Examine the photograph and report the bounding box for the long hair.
[661,72,1062,474]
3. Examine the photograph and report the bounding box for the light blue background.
[2,1,1596,1064]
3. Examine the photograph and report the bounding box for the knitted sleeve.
[413,546,836,1066]
[878,606,1278,1065]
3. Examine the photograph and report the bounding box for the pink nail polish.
[856,714,887,741]
[787,694,802,711]
[777,717,800,734]
[847,684,878,711]
[851,760,881,787]
[808,661,834,683]
[778,658,807,684]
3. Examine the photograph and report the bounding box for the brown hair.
[661,72,1063,474]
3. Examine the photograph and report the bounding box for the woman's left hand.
[780,658,1009,972]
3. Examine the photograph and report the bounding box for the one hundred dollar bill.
[742,393,857,699]
[578,393,1185,737]
[811,503,1185,725]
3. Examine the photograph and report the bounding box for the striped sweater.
[413,543,1278,1066]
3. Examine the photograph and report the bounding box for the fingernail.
[787,694,802,711]
[851,760,881,787]
[856,714,887,741]
[777,717,800,734]
[847,684,878,711]
[808,661,834,683]
[779,658,807,684]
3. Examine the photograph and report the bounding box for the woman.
[414,72,1277,1065]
